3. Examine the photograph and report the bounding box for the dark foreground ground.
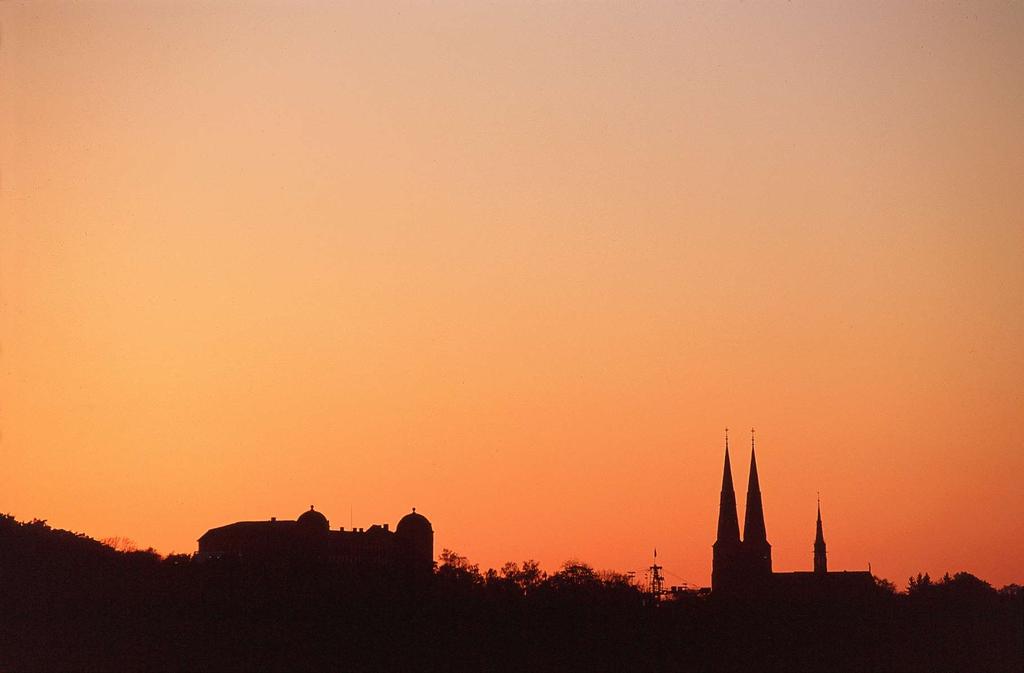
[1,515,1020,672]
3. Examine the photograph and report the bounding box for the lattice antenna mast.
[648,548,665,604]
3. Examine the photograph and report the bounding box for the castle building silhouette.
[197,506,433,576]
[712,430,874,597]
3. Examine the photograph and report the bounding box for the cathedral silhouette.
[712,430,874,597]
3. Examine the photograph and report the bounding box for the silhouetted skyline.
[1,506,1020,671]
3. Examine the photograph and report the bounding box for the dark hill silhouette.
[0,513,1020,672]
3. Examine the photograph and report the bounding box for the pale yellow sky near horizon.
[1,1,1022,587]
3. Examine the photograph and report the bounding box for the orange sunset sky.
[1,2,1022,588]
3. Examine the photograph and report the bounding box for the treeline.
[0,514,1020,672]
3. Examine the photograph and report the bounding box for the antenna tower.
[648,549,665,604]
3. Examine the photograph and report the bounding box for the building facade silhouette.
[712,430,874,597]
[198,506,433,576]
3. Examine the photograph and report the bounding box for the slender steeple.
[740,428,772,577]
[814,495,827,574]
[742,429,767,544]
[715,429,740,545]
[712,429,742,592]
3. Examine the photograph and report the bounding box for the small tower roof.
[297,505,329,529]
[397,509,432,534]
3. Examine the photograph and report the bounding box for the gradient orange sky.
[2,2,1022,588]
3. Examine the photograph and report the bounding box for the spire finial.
[725,427,729,451]
[751,427,755,451]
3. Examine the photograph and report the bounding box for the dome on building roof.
[396,508,432,534]
[297,506,329,529]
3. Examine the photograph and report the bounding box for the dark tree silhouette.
[0,513,1020,672]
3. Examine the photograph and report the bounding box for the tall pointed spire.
[742,428,768,544]
[712,428,743,592]
[716,429,740,545]
[814,494,827,574]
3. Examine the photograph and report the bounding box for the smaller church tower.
[814,497,827,574]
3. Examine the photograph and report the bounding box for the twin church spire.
[741,429,768,545]
[713,428,828,592]
[716,428,768,548]
[712,428,771,591]
[715,429,741,544]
